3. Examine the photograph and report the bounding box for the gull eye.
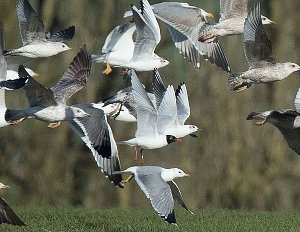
[292,64,296,67]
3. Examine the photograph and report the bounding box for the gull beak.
[0,183,10,189]
[175,138,182,143]
[31,72,40,78]
[184,174,190,177]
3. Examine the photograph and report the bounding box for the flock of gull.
[0,0,299,227]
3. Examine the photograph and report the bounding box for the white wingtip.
[294,88,300,112]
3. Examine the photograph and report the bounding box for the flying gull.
[152,69,198,138]
[67,104,124,187]
[198,0,274,43]
[3,0,74,58]
[92,22,136,75]
[228,3,300,92]
[5,45,91,126]
[115,166,192,225]
[121,0,169,71]
[124,2,230,72]
[247,87,300,156]
[0,182,25,226]
[118,70,181,164]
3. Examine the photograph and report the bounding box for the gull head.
[188,125,198,134]
[154,57,169,69]
[161,168,190,182]
[200,9,214,22]
[25,68,40,78]
[283,62,300,75]
[261,15,275,25]
[69,106,91,118]
[53,42,71,53]
[0,182,10,189]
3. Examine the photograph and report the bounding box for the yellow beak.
[184,174,190,177]
[206,13,214,19]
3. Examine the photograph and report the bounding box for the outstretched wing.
[219,0,248,22]
[47,26,75,42]
[0,197,25,226]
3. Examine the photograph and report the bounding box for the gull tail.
[5,109,27,124]
[91,54,106,63]
[228,73,252,92]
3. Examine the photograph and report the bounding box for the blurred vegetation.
[0,0,299,212]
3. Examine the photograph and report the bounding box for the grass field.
[1,207,299,232]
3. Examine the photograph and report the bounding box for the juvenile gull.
[115,166,192,225]
[198,0,274,43]
[124,2,230,72]
[118,70,180,163]
[0,182,25,226]
[122,0,169,71]
[67,104,124,188]
[3,0,74,58]
[247,88,300,156]
[5,46,91,126]
[92,22,136,75]
[152,69,198,138]
[228,4,300,92]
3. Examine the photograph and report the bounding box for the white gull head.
[161,168,190,182]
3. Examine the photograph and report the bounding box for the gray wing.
[19,66,56,107]
[0,197,25,226]
[175,83,190,125]
[16,0,46,45]
[152,68,167,109]
[51,45,91,104]
[152,2,207,43]
[131,0,160,61]
[130,70,158,138]
[168,181,193,214]
[0,22,7,81]
[47,26,75,42]
[165,24,200,69]
[68,104,124,188]
[135,172,176,224]
[219,0,248,22]
[243,4,274,68]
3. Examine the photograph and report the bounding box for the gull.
[228,4,300,92]
[0,182,25,226]
[5,45,91,126]
[92,22,136,75]
[198,0,274,43]
[121,0,169,71]
[152,69,198,138]
[3,0,74,58]
[247,88,300,156]
[124,2,230,72]
[67,104,124,188]
[118,70,180,163]
[115,166,192,225]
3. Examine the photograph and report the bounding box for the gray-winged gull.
[247,87,300,156]
[5,45,91,126]
[118,70,180,164]
[92,22,136,75]
[198,0,274,43]
[3,0,74,58]
[228,3,300,92]
[0,182,25,226]
[115,166,192,225]
[124,2,230,72]
[122,0,169,71]
[67,104,124,188]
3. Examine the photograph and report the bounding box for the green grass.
[1,207,300,232]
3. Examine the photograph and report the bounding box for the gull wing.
[219,0,248,22]
[0,197,25,226]
[68,104,124,188]
[134,170,176,224]
[157,85,177,134]
[131,0,161,61]
[175,83,190,125]
[51,45,91,104]
[168,181,193,214]
[152,68,167,109]
[101,22,136,54]
[19,65,56,107]
[47,26,75,42]
[16,0,46,44]
[130,70,158,138]
[243,4,274,69]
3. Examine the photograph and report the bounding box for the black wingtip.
[164,210,176,224]
[18,65,31,79]
[47,25,76,42]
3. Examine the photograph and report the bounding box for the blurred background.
[0,0,299,211]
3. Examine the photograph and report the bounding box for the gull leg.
[134,146,138,163]
[112,102,123,120]
[102,63,112,75]
[48,121,61,128]
[140,149,144,165]
[124,174,134,183]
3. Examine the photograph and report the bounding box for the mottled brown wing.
[0,197,25,226]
